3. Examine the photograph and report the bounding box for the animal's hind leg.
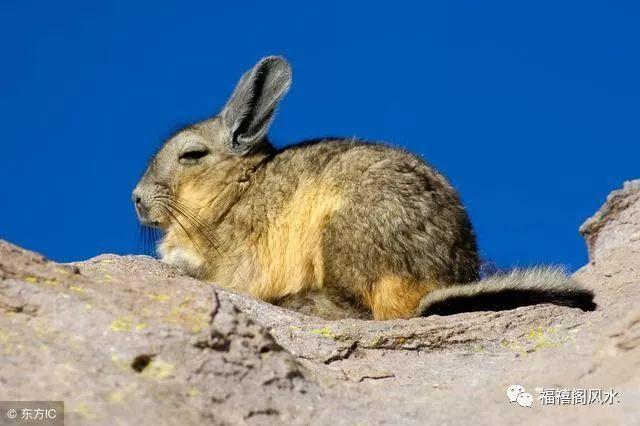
[366,276,438,320]
[278,289,372,320]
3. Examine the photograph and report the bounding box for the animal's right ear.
[221,56,292,155]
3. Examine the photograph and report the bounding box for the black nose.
[132,189,147,216]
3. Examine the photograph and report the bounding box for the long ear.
[221,56,292,154]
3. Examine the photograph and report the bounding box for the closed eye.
[179,149,209,164]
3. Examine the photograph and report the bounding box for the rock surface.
[1,181,639,425]
[580,179,640,262]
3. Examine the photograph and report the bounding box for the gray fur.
[222,56,291,155]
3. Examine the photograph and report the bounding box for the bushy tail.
[416,266,596,316]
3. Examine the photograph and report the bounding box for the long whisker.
[150,227,160,257]
[168,196,248,281]
[158,196,223,256]
[162,206,204,257]
[137,224,159,257]
[161,205,221,278]
[156,195,248,284]
[174,200,246,281]
[136,225,144,254]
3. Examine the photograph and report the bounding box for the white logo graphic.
[507,384,526,402]
[507,384,533,407]
[516,392,533,407]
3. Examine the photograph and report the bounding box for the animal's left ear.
[221,56,292,155]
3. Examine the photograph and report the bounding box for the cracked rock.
[1,180,640,425]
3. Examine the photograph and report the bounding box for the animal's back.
[257,138,479,319]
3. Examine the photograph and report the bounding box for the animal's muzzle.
[132,187,154,224]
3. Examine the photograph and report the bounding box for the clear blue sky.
[1,1,638,271]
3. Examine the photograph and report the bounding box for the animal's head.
[132,56,291,229]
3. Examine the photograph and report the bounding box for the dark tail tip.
[421,288,596,317]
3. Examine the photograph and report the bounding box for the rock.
[580,179,640,262]
[0,246,317,425]
[1,180,640,425]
